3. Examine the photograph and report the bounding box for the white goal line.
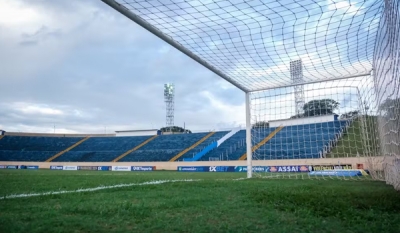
[0,179,200,200]
[0,178,247,200]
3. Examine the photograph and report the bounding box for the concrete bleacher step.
[169,131,216,162]
[45,136,90,162]
[112,135,158,162]
[239,126,284,160]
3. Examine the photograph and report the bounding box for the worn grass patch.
[0,170,399,233]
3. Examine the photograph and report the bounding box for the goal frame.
[100,0,398,183]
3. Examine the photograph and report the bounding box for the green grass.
[328,117,380,158]
[0,170,399,233]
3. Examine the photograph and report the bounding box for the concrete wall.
[0,157,377,170]
[116,130,158,137]
[4,132,115,137]
[269,115,336,127]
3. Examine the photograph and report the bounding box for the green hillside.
[328,116,380,158]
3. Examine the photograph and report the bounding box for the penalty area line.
[0,179,201,200]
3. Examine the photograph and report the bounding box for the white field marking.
[232,177,247,181]
[0,179,201,200]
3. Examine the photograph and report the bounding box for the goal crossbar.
[100,0,248,92]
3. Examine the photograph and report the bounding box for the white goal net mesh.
[249,77,381,180]
[103,0,399,190]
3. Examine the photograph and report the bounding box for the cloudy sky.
[0,0,383,134]
[0,0,246,134]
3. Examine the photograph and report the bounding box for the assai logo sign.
[131,166,155,171]
[63,166,78,171]
[50,166,63,170]
[270,166,311,173]
[112,166,131,171]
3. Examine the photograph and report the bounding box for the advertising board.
[78,166,98,171]
[111,166,131,171]
[177,166,208,172]
[63,166,78,171]
[269,165,311,172]
[208,166,235,172]
[311,164,352,171]
[50,166,63,170]
[0,165,6,169]
[7,165,18,169]
[309,170,362,176]
[97,166,111,171]
[131,166,155,171]
[234,166,270,172]
[26,165,39,170]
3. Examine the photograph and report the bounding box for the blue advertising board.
[19,165,39,170]
[234,166,270,172]
[269,165,310,173]
[97,166,111,171]
[50,165,63,170]
[207,166,235,172]
[177,166,208,172]
[309,170,362,177]
[131,166,155,171]
[0,165,6,169]
[177,166,237,172]
[7,165,18,169]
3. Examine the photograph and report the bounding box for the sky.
[0,0,246,134]
[0,0,383,134]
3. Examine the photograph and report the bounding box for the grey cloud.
[0,0,244,133]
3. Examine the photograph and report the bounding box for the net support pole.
[245,92,252,178]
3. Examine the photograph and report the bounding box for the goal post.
[245,92,252,178]
[101,0,399,190]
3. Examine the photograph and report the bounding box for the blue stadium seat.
[0,136,84,161]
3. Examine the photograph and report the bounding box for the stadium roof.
[101,0,381,92]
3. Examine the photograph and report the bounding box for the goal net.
[102,0,399,190]
[250,77,381,180]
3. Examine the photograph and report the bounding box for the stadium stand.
[239,126,284,160]
[0,136,84,161]
[52,136,152,162]
[119,132,210,162]
[0,120,349,162]
[169,131,217,161]
[179,131,228,161]
[199,130,247,161]
[46,137,90,162]
[112,135,158,162]
[200,121,349,161]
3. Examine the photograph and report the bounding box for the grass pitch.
[0,170,399,233]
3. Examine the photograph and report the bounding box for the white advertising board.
[111,166,131,171]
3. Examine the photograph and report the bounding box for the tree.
[252,121,269,128]
[290,113,304,119]
[378,98,400,118]
[160,126,192,133]
[340,110,360,119]
[302,99,339,117]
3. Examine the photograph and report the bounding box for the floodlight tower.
[164,83,175,132]
[290,59,305,116]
